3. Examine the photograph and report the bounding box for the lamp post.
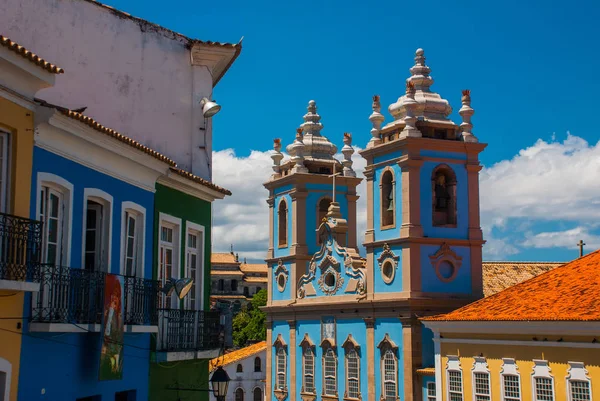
[210,366,231,401]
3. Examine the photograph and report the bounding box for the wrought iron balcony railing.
[32,265,160,327]
[0,213,42,282]
[157,308,221,352]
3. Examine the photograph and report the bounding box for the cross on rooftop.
[577,239,586,257]
[328,162,342,203]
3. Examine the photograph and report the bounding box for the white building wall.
[222,350,266,401]
[0,0,215,178]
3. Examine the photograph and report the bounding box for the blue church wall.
[374,318,404,401]
[336,319,368,398]
[20,147,155,401]
[373,150,403,165]
[271,322,290,395]
[271,260,292,301]
[421,326,434,367]
[419,161,469,239]
[306,183,349,255]
[420,149,467,161]
[373,243,403,293]
[373,162,402,242]
[29,147,155,276]
[420,244,472,294]
[296,320,322,395]
[273,192,292,259]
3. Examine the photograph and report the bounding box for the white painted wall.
[222,350,266,401]
[1,0,215,179]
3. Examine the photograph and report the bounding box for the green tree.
[232,289,267,347]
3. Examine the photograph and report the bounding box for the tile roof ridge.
[1,35,64,74]
[482,260,566,264]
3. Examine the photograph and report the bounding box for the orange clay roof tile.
[209,341,266,371]
[211,253,238,264]
[423,250,600,322]
[482,261,564,297]
[1,35,64,74]
[170,167,231,196]
[240,263,268,274]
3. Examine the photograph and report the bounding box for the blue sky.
[104,0,600,262]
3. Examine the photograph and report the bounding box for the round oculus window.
[324,272,336,287]
[277,273,287,292]
[437,260,455,281]
[382,260,395,284]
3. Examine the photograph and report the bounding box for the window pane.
[50,193,59,217]
[46,244,57,264]
[571,381,591,401]
[535,377,554,401]
[128,216,136,236]
[503,375,520,401]
[127,237,135,257]
[474,372,490,401]
[48,219,58,242]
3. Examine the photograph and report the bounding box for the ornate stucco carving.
[429,243,463,283]
[274,259,289,292]
[376,243,400,284]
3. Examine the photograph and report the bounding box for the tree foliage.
[232,289,267,347]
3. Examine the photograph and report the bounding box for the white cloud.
[213,132,600,262]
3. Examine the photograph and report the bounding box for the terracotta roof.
[243,277,268,283]
[240,263,268,274]
[210,295,248,300]
[211,253,238,264]
[36,99,176,166]
[209,341,266,371]
[482,261,564,297]
[170,167,231,196]
[416,368,435,376]
[1,35,64,74]
[211,270,244,277]
[423,250,600,322]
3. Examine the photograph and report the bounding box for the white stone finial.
[341,133,356,177]
[298,100,337,163]
[300,100,324,137]
[368,95,384,148]
[459,90,478,143]
[399,82,422,139]
[271,138,284,177]
[408,48,434,91]
[286,128,308,173]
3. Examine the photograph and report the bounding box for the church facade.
[263,49,486,401]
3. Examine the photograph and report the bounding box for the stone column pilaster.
[266,320,273,401]
[365,318,376,401]
[288,320,297,401]
[267,198,275,306]
[398,153,423,239]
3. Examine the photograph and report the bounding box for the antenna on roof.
[230,244,234,254]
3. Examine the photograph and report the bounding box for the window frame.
[277,198,288,248]
[566,362,592,401]
[276,346,287,391]
[184,222,205,311]
[120,202,146,277]
[0,130,11,214]
[158,213,181,309]
[345,347,360,400]
[254,356,262,373]
[378,334,399,401]
[431,164,458,227]
[253,387,262,401]
[380,167,395,230]
[322,346,338,398]
[531,359,555,401]
[446,355,463,401]
[236,363,243,373]
[427,382,436,401]
[81,188,113,273]
[472,356,491,401]
[501,358,521,401]
[36,173,74,267]
[235,388,244,401]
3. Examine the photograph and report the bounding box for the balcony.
[155,308,222,361]
[0,213,42,292]
[30,264,159,333]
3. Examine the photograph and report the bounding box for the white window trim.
[446,355,463,401]
[345,347,361,400]
[472,356,491,401]
[158,213,181,308]
[0,130,11,214]
[302,346,315,394]
[381,348,398,401]
[81,188,113,272]
[276,346,287,391]
[120,201,146,278]
[501,358,521,401]
[427,382,437,401]
[566,362,592,401]
[36,173,74,267]
[0,356,12,401]
[532,359,555,401]
[185,221,205,310]
[322,346,338,397]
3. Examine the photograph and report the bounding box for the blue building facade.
[18,105,172,401]
[264,49,486,401]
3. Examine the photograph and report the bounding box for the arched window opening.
[235,388,244,401]
[383,350,397,401]
[318,197,332,226]
[253,388,262,401]
[276,347,287,391]
[323,348,337,397]
[254,356,262,372]
[346,348,360,399]
[303,346,315,394]
[381,170,395,228]
[278,200,287,247]
[432,165,457,227]
[236,363,243,373]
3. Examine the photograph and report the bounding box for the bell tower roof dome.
[295,100,338,163]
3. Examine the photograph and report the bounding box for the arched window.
[381,170,395,228]
[323,347,337,397]
[317,197,332,227]
[346,348,360,399]
[235,388,244,401]
[254,356,262,372]
[378,334,398,401]
[278,199,287,247]
[218,279,224,291]
[432,165,457,226]
[237,363,243,373]
[276,347,287,391]
[303,347,315,394]
[253,388,262,401]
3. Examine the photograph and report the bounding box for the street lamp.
[210,366,230,401]
[161,277,194,300]
[200,97,221,118]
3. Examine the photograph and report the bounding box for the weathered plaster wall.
[225,350,266,401]
[1,0,214,178]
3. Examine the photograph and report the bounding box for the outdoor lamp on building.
[161,277,194,299]
[200,97,221,118]
[210,366,230,401]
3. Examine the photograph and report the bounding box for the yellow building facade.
[0,35,62,401]
[423,251,600,401]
